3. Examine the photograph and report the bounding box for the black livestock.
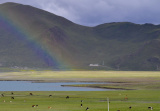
[11,97,14,99]
[66,96,69,99]
[49,95,52,97]
[148,107,153,110]
[86,107,89,110]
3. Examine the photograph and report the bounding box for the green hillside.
[0,2,160,71]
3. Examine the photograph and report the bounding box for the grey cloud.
[37,0,160,26]
[1,0,160,26]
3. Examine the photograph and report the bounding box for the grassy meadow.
[0,90,160,111]
[0,71,160,111]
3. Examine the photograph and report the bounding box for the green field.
[0,90,160,111]
[0,71,160,111]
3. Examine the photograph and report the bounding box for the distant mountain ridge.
[0,2,160,71]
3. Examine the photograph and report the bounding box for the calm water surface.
[0,81,112,91]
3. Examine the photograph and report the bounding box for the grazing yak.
[11,97,14,99]
[32,105,38,108]
[148,106,153,110]
[49,95,52,97]
[48,106,52,109]
[66,96,69,99]
[86,107,89,110]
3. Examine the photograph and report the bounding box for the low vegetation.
[0,90,160,111]
[0,71,160,110]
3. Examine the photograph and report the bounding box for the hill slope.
[0,2,160,70]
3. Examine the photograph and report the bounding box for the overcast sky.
[0,0,160,26]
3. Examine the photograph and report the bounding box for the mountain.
[0,2,160,71]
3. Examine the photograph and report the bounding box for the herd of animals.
[0,92,90,110]
[0,92,154,110]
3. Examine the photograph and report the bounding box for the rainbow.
[0,6,71,69]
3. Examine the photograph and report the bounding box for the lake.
[0,81,113,91]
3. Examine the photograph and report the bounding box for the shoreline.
[0,79,111,83]
[0,79,130,90]
[61,84,133,90]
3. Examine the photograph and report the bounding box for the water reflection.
[0,81,112,91]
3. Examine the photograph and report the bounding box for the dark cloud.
[0,0,160,26]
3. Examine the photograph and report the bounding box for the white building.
[89,64,99,67]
